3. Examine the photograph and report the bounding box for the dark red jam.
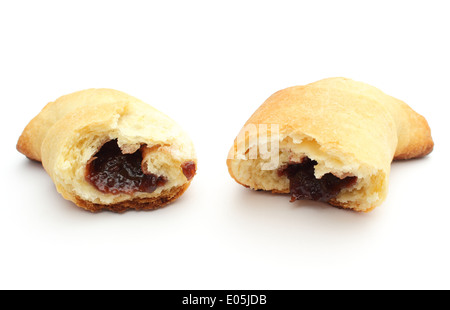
[85,140,167,194]
[281,157,357,203]
[181,161,196,181]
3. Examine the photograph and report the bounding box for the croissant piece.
[227,78,433,212]
[17,89,197,212]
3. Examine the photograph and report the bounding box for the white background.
[1,0,449,290]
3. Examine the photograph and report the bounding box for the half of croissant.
[227,78,433,212]
[17,88,197,212]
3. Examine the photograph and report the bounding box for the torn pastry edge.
[227,132,387,212]
[48,112,196,206]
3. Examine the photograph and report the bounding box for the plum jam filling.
[85,139,167,195]
[181,161,196,181]
[280,157,357,203]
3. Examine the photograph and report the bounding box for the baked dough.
[227,78,433,212]
[17,88,197,212]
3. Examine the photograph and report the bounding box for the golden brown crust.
[17,122,40,162]
[394,142,434,160]
[73,183,191,213]
[393,112,434,160]
[17,100,54,162]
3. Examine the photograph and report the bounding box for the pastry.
[227,77,433,212]
[17,88,197,212]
